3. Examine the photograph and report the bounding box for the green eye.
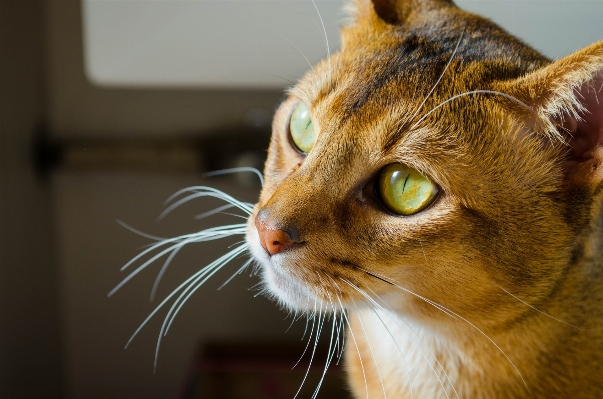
[378,163,439,216]
[289,102,316,154]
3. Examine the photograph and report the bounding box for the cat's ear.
[364,0,455,24]
[498,41,603,187]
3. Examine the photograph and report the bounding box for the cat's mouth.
[246,224,321,310]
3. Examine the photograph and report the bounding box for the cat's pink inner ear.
[564,71,603,186]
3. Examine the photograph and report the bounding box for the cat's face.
[246,0,603,330]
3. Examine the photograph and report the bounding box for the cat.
[245,0,603,398]
[114,0,603,397]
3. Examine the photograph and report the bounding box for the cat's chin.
[246,228,327,312]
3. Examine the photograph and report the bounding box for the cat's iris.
[289,102,316,154]
[379,163,439,215]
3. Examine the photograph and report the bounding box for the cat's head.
[246,0,603,329]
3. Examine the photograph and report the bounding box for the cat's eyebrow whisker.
[265,28,315,72]
[358,267,531,394]
[411,90,534,131]
[337,296,369,399]
[310,0,331,87]
[409,31,465,123]
[205,167,264,186]
[499,286,579,329]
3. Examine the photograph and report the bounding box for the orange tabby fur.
[246,0,603,397]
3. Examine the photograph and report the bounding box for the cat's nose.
[254,209,298,256]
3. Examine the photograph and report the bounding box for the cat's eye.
[289,102,316,154]
[378,163,439,216]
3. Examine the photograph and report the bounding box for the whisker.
[124,245,248,352]
[411,90,533,131]
[194,204,236,220]
[409,31,465,123]
[149,245,184,302]
[118,224,247,273]
[160,187,253,220]
[293,303,324,399]
[205,167,264,186]
[499,286,579,329]
[153,245,248,371]
[310,0,331,87]
[367,286,460,399]
[218,259,253,290]
[110,225,247,296]
[262,72,296,85]
[341,279,418,399]
[162,246,248,336]
[293,303,317,369]
[358,267,531,394]
[311,313,337,399]
[116,219,167,242]
[338,297,369,399]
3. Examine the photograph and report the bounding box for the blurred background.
[0,1,601,398]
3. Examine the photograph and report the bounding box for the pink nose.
[255,215,294,256]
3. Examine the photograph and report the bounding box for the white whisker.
[149,245,183,302]
[367,286,460,399]
[124,245,248,353]
[294,300,318,369]
[218,259,253,290]
[119,223,246,272]
[205,167,264,186]
[499,286,579,329]
[354,305,388,399]
[109,225,247,297]
[116,219,167,242]
[163,246,247,336]
[311,314,337,399]
[341,279,418,399]
[293,303,324,399]
[338,297,369,399]
[310,0,331,87]
[152,245,248,371]
[360,268,531,394]
[194,204,236,220]
[411,90,533,131]
[160,187,253,220]
[410,32,465,123]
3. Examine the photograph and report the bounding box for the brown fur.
[246,0,603,397]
